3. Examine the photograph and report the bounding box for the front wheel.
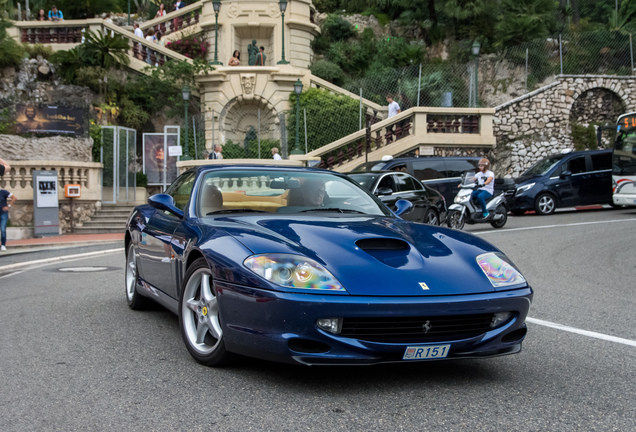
[423,208,440,225]
[490,205,508,228]
[446,209,465,230]
[179,257,232,367]
[535,193,556,215]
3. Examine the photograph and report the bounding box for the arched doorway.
[218,96,280,158]
[569,88,625,125]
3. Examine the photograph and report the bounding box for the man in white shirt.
[271,147,282,160]
[134,23,143,39]
[387,94,401,118]
[472,158,495,218]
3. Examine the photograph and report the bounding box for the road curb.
[0,248,124,272]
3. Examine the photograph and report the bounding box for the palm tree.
[82,31,131,69]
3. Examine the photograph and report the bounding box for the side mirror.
[148,194,184,218]
[375,187,393,196]
[560,170,572,179]
[394,199,414,216]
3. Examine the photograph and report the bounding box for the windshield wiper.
[299,207,365,214]
[206,209,268,215]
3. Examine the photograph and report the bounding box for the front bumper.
[215,281,533,365]
[613,193,636,207]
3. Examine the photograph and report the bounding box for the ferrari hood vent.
[356,238,409,251]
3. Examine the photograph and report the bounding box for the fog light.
[491,312,512,328]
[317,318,342,334]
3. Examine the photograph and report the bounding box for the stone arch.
[218,95,279,146]
[568,86,626,125]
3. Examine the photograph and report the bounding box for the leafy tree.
[494,0,556,48]
[50,47,84,82]
[310,60,346,86]
[0,18,24,68]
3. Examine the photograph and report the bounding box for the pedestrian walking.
[1,187,17,251]
[271,147,282,160]
[386,94,401,118]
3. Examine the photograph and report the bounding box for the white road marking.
[473,217,636,235]
[527,317,636,347]
[0,248,123,272]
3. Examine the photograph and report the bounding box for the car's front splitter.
[215,281,533,366]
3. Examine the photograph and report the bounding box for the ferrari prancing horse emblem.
[419,282,430,290]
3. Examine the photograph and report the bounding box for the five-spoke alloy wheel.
[125,243,149,310]
[535,193,556,215]
[179,258,231,366]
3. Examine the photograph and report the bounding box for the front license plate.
[403,345,450,360]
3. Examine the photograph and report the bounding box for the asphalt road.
[1,207,635,431]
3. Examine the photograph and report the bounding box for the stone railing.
[11,19,194,73]
[0,161,102,201]
[141,1,204,37]
[302,107,496,173]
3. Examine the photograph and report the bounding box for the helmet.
[478,158,490,168]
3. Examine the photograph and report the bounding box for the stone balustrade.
[302,107,496,173]
[1,160,102,201]
[141,1,204,37]
[11,19,194,73]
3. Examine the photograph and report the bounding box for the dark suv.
[510,149,613,215]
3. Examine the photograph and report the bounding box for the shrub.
[0,19,25,68]
[571,123,598,151]
[322,15,356,42]
[287,88,360,152]
[310,60,345,86]
[23,44,53,60]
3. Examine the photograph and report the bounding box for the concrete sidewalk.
[2,233,124,255]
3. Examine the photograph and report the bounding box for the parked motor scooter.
[446,171,508,230]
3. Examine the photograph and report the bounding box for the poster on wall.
[143,134,178,186]
[36,175,59,208]
[16,104,86,135]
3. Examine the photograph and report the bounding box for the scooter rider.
[473,158,494,218]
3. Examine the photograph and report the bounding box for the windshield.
[614,131,636,175]
[459,171,478,186]
[523,154,563,176]
[348,174,380,190]
[197,169,393,217]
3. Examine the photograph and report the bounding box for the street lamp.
[210,0,223,65]
[277,0,290,65]
[291,79,303,155]
[128,0,130,26]
[472,40,480,108]
[182,85,192,160]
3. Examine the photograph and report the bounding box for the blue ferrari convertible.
[125,165,532,366]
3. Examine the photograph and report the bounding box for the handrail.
[305,106,496,172]
[141,1,204,36]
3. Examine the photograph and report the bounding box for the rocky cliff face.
[0,134,93,162]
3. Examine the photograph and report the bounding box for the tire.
[446,209,465,230]
[535,193,556,215]
[125,243,150,310]
[490,205,508,228]
[423,208,439,225]
[179,257,232,367]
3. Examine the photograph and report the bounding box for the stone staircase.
[73,204,136,234]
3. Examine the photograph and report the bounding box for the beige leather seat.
[200,184,223,215]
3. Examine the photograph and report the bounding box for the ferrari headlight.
[244,254,346,291]
[515,183,535,195]
[476,252,527,288]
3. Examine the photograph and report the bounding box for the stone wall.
[0,134,93,162]
[493,75,636,178]
[7,200,99,234]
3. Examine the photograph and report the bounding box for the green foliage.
[494,0,556,47]
[45,0,122,19]
[222,139,281,159]
[287,88,360,152]
[23,44,53,60]
[119,96,150,130]
[82,31,130,69]
[322,14,357,41]
[0,18,25,68]
[0,107,16,134]
[313,0,340,14]
[90,121,102,163]
[571,123,598,151]
[562,30,633,75]
[310,60,346,86]
[136,172,148,187]
[50,46,84,82]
